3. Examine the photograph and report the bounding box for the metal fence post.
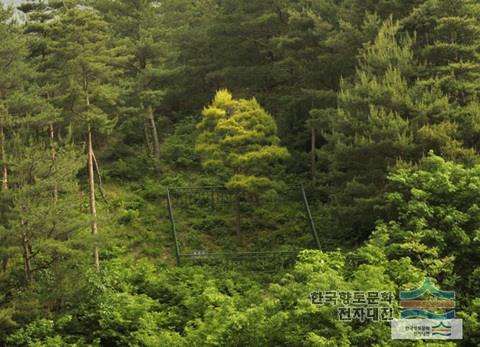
[167,188,181,265]
[301,184,321,250]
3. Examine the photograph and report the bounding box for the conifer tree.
[197,90,289,238]
[0,7,49,274]
[4,140,84,284]
[21,1,67,203]
[0,6,86,285]
[319,16,476,244]
[403,0,480,151]
[318,19,418,244]
[95,0,166,164]
[271,2,385,178]
[196,90,289,192]
[46,7,122,270]
[0,7,30,192]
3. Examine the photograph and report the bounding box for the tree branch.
[92,151,108,204]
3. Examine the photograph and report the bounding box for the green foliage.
[357,152,480,343]
[196,90,290,191]
[161,117,201,170]
[46,6,124,136]
[403,0,480,151]
[378,153,480,288]
[317,19,417,244]
[1,1,480,346]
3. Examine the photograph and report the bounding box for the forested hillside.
[0,0,479,346]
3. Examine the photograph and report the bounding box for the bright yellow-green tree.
[196,90,289,192]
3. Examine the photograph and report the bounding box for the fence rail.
[179,250,299,272]
[166,186,320,271]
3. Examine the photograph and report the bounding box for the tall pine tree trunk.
[88,124,99,271]
[84,73,99,271]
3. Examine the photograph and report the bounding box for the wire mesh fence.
[166,186,320,271]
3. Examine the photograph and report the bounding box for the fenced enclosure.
[166,186,320,271]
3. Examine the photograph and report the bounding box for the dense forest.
[0,0,479,345]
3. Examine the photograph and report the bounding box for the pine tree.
[196,90,289,192]
[271,1,387,179]
[196,90,289,238]
[94,0,166,164]
[0,6,87,285]
[404,0,480,103]
[21,1,67,203]
[146,0,219,116]
[0,6,51,275]
[318,19,418,244]
[318,16,478,245]
[4,140,84,284]
[403,0,480,151]
[272,2,368,178]
[46,7,123,270]
[0,7,30,192]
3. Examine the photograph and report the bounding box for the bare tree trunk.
[311,127,316,183]
[84,73,99,271]
[1,126,7,191]
[92,151,108,204]
[88,125,99,272]
[147,105,160,162]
